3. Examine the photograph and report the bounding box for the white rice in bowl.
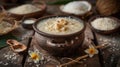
[91,17,120,31]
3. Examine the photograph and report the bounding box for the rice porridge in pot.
[33,16,85,56]
[37,17,84,35]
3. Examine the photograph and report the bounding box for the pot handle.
[46,40,68,47]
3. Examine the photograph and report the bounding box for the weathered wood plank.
[0,47,22,67]
[0,26,33,67]
[24,36,60,67]
[95,32,120,67]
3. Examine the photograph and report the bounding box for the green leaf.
[47,0,79,5]
[0,34,20,48]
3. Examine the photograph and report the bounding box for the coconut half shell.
[6,39,27,53]
[60,1,92,16]
[96,0,120,16]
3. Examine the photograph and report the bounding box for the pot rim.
[33,15,86,38]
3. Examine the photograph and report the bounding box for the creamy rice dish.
[37,17,84,35]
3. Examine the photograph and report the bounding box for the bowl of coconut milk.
[33,15,86,57]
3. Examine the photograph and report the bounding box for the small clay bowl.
[60,1,92,17]
[22,18,36,29]
[7,1,47,20]
[6,39,27,53]
[89,15,120,34]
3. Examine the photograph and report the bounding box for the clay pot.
[33,15,86,57]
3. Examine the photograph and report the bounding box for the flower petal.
[84,49,89,54]
[95,49,99,54]
[89,54,94,58]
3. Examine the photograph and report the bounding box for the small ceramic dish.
[89,16,120,34]
[60,1,92,17]
[6,39,27,53]
[7,1,47,20]
[22,18,36,29]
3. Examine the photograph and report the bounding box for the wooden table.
[0,0,120,67]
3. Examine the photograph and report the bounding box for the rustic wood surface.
[0,0,120,67]
[0,26,34,67]
[24,36,60,67]
[95,32,120,67]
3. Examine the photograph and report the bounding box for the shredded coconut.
[60,1,91,15]
[91,18,119,30]
[8,4,41,14]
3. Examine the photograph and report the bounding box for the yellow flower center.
[31,53,39,60]
[89,48,95,54]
